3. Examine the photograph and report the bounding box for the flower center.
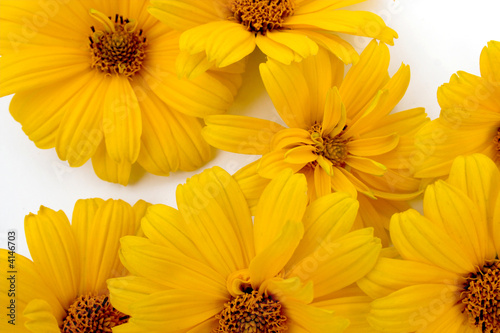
[213,290,287,332]
[228,0,295,34]
[89,10,147,77]
[461,261,500,333]
[309,123,349,167]
[61,294,129,332]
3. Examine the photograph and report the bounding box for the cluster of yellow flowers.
[1,1,500,332]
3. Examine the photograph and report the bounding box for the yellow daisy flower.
[415,40,500,179]
[0,1,243,185]
[108,167,381,332]
[0,198,149,332]
[203,40,429,245]
[148,0,397,76]
[359,154,500,332]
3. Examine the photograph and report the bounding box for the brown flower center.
[228,0,294,34]
[61,294,129,333]
[461,261,500,333]
[213,290,287,332]
[89,10,147,77]
[309,123,349,167]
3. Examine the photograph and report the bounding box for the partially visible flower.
[415,40,500,179]
[148,0,397,77]
[359,154,500,332]
[203,40,429,245]
[0,199,149,332]
[108,167,381,332]
[0,1,243,185]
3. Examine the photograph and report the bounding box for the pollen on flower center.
[213,290,288,332]
[309,123,349,167]
[460,261,500,333]
[61,294,129,332]
[229,0,295,34]
[89,10,147,77]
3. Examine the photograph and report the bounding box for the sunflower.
[0,198,149,332]
[414,40,500,179]
[359,154,500,332]
[203,40,429,245]
[107,167,381,332]
[0,1,243,185]
[148,0,397,77]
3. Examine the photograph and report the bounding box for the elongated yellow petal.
[25,207,79,309]
[358,257,462,299]
[203,115,283,154]
[390,209,476,275]
[255,33,298,65]
[176,167,255,273]
[330,166,358,198]
[285,301,349,333]
[271,128,313,150]
[322,87,345,137]
[346,155,387,176]
[24,300,60,333]
[103,76,142,164]
[149,0,223,31]
[265,30,319,61]
[120,236,227,296]
[480,40,500,83]
[128,289,226,331]
[233,160,271,213]
[91,141,132,185]
[284,145,317,164]
[254,170,307,254]
[313,163,332,198]
[347,134,399,157]
[257,149,305,178]
[368,285,461,333]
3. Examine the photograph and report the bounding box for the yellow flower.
[148,0,397,76]
[108,167,381,332]
[359,154,500,332]
[0,1,243,185]
[203,40,429,245]
[415,40,500,179]
[0,199,149,332]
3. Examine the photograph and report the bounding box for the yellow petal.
[262,277,314,304]
[285,301,349,333]
[287,228,381,297]
[136,88,210,174]
[91,141,132,185]
[295,0,369,14]
[233,160,271,213]
[250,220,304,288]
[390,209,476,275]
[358,257,462,299]
[345,155,387,176]
[107,276,166,315]
[203,115,283,154]
[321,87,345,137]
[330,166,358,198]
[120,236,227,296]
[257,149,305,178]
[79,199,138,294]
[128,289,226,331]
[368,284,461,333]
[284,145,317,164]
[339,40,390,118]
[271,128,313,150]
[255,33,298,65]
[175,50,214,79]
[253,170,307,254]
[25,207,79,309]
[347,134,399,156]
[259,59,311,128]
[480,40,500,83]
[285,10,397,44]
[314,163,332,198]
[148,0,222,31]
[264,30,319,62]
[176,167,255,273]
[55,72,107,167]
[23,299,60,333]
[103,76,142,164]
[287,192,358,268]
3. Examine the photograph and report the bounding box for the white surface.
[1,0,499,258]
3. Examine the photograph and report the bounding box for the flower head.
[415,40,500,179]
[108,167,381,332]
[203,40,429,245]
[359,154,500,332]
[148,0,397,76]
[0,198,149,332]
[0,1,243,185]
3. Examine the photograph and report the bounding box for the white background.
[1,0,499,258]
